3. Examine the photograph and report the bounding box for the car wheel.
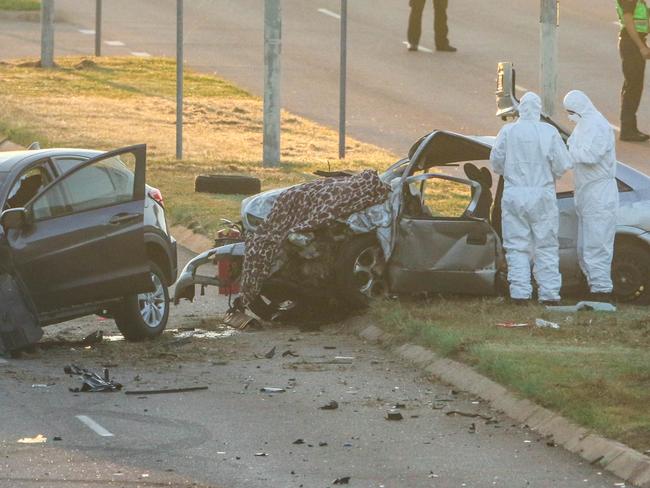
[194,174,261,195]
[114,263,170,341]
[612,241,650,304]
[336,234,386,309]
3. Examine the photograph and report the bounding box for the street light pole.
[176,0,184,160]
[263,0,281,167]
[338,0,348,160]
[95,0,102,57]
[540,0,559,115]
[40,0,54,68]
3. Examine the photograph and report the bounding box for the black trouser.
[407,0,449,49]
[619,31,647,134]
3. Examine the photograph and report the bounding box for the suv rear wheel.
[114,262,170,340]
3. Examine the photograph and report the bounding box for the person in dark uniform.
[407,0,456,52]
[617,0,650,141]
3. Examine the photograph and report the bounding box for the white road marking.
[401,41,433,53]
[104,40,125,47]
[131,51,151,57]
[0,358,8,364]
[76,415,114,437]
[318,8,340,20]
[78,29,95,35]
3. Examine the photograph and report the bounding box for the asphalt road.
[0,0,648,173]
[0,247,625,487]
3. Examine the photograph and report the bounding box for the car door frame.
[3,144,151,314]
[387,131,501,296]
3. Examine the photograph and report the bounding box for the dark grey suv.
[0,144,177,352]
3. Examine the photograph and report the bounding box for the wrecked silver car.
[175,126,650,320]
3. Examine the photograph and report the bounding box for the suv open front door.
[5,145,151,315]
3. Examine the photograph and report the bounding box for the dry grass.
[0,56,395,233]
[0,0,39,11]
[373,297,650,452]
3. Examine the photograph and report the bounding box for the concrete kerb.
[160,224,650,487]
[345,315,650,488]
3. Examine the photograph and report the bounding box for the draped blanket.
[241,170,390,306]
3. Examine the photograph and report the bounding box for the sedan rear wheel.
[612,241,650,304]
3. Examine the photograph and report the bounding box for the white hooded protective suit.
[490,92,572,301]
[563,90,618,294]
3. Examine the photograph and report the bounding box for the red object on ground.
[217,228,241,295]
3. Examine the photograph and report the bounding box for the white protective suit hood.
[563,90,615,163]
[518,91,542,121]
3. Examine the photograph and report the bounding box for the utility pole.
[540,0,559,115]
[263,0,281,167]
[95,0,102,56]
[176,0,184,160]
[40,0,54,68]
[338,0,348,160]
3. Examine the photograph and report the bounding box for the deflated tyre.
[114,262,170,341]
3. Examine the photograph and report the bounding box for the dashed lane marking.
[104,40,125,47]
[78,29,95,35]
[76,415,114,437]
[131,52,151,57]
[401,41,433,53]
[318,8,340,20]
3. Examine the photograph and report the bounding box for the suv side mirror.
[0,208,28,230]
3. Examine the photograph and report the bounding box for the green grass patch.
[0,0,40,11]
[373,297,650,451]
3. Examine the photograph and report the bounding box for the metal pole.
[540,0,559,115]
[176,0,184,160]
[338,0,348,160]
[263,0,281,167]
[40,0,54,68]
[95,0,102,57]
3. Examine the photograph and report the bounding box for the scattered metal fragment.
[319,442,328,447]
[64,364,122,393]
[333,476,351,484]
[468,422,476,433]
[31,383,54,388]
[334,356,354,364]
[124,386,208,395]
[546,301,616,313]
[293,439,305,445]
[445,410,493,421]
[53,436,62,441]
[393,403,406,409]
[263,346,276,359]
[254,452,268,457]
[385,410,403,421]
[17,434,47,444]
[223,310,261,330]
[323,346,337,350]
[534,318,560,329]
[497,321,529,328]
[320,400,339,410]
[260,387,286,393]
[282,350,299,357]
[40,331,104,349]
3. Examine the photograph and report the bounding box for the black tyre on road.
[114,262,170,341]
[612,240,650,304]
[195,174,261,195]
[335,234,386,309]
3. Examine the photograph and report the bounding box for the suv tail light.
[148,187,164,207]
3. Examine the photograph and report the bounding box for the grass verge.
[0,0,40,11]
[0,56,396,234]
[372,297,650,452]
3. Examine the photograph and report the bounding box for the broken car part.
[64,364,122,392]
[124,386,208,395]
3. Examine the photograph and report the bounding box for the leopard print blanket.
[241,169,390,307]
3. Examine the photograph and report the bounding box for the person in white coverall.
[490,92,572,304]
[563,90,619,301]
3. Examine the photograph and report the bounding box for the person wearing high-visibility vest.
[617,0,650,141]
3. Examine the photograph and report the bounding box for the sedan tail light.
[148,187,164,207]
